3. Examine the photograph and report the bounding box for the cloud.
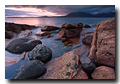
[5,7,62,17]
[5,5,115,16]
[5,9,29,17]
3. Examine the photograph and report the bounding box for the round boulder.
[91,66,115,79]
[12,60,46,79]
[28,44,52,63]
[5,37,42,54]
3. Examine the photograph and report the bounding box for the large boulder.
[12,60,46,79]
[58,23,83,38]
[91,66,115,79]
[28,44,52,63]
[41,26,60,31]
[38,45,90,79]
[5,37,42,54]
[88,17,115,67]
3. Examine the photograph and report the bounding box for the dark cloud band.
[5,5,115,16]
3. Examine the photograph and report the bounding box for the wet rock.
[91,24,97,27]
[38,41,91,79]
[40,35,54,39]
[21,51,27,60]
[41,26,60,31]
[28,44,52,63]
[88,17,115,67]
[18,29,32,37]
[5,22,38,39]
[35,32,51,36]
[54,37,67,42]
[82,35,93,45]
[39,51,80,79]
[83,24,91,28]
[80,57,96,74]
[5,37,42,54]
[91,66,115,79]
[58,23,83,38]
[54,37,62,40]
[5,39,13,46]
[12,60,46,79]
[35,31,53,39]
[85,32,94,34]
[5,31,14,39]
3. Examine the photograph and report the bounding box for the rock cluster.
[9,39,52,79]
[85,17,115,79]
[6,17,115,79]
[5,22,38,39]
[38,17,115,79]
[39,51,88,79]
[58,23,83,38]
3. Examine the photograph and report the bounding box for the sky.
[5,5,115,17]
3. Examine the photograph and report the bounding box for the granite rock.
[58,23,83,38]
[91,66,115,79]
[88,17,115,67]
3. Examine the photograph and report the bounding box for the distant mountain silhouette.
[65,12,115,18]
[6,12,115,18]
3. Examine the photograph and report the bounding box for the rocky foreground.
[5,17,115,79]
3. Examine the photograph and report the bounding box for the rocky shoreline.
[5,17,115,79]
[5,22,38,39]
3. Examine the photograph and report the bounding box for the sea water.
[5,17,110,79]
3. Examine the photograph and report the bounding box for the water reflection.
[61,37,80,46]
[5,18,40,26]
[5,18,59,27]
[5,56,20,67]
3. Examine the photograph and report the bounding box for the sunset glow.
[5,5,115,17]
[5,7,63,17]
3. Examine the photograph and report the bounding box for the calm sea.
[5,17,110,79]
[5,17,110,27]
